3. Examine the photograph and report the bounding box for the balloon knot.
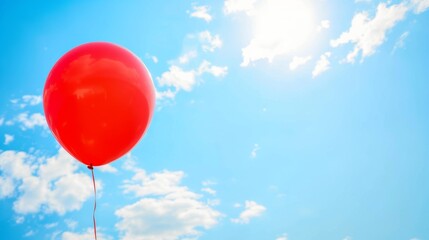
[87,165,94,170]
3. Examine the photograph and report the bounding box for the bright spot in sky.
[242,0,316,66]
[254,0,314,46]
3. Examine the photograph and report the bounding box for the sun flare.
[241,0,316,66]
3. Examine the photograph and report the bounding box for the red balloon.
[43,42,155,167]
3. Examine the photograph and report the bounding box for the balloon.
[43,42,155,167]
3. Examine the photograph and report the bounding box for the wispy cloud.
[155,89,176,100]
[62,228,113,240]
[202,180,217,187]
[224,0,258,15]
[276,233,288,240]
[157,65,197,92]
[156,30,226,102]
[44,222,58,229]
[317,20,330,31]
[190,5,213,22]
[250,144,260,158]
[331,2,408,63]
[156,60,227,100]
[98,164,118,173]
[4,134,14,145]
[312,52,331,78]
[12,112,48,130]
[198,60,228,77]
[289,56,312,71]
[64,219,78,230]
[411,0,429,13]
[231,200,266,224]
[145,53,159,64]
[178,50,198,64]
[392,31,409,54]
[199,31,223,52]
[202,187,216,195]
[10,95,42,108]
[24,230,35,238]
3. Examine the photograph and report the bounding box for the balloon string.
[88,165,98,240]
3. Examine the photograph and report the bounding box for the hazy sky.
[1,0,428,239]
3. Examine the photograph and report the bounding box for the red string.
[88,165,98,240]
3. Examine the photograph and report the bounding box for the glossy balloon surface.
[44,42,155,166]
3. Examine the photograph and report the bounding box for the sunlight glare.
[253,0,315,55]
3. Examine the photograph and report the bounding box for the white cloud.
[24,230,36,237]
[276,233,288,240]
[145,53,159,63]
[158,66,197,92]
[22,95,42,106]
[65,219,78,230]
[317,20,330,31]
[15,112,48,130]
[11,95,42,108]
[178,51,198,64]
[151,56,158,64]
[15,216,25,224]
[45,222,58,229]
[116,198,220,240]
[0,151,33,199]
[121,153,138,171]
[156,30,226,102]
[198,60,228,77]
[190,5,213,22]
[343,236,352,240]
[201,187,216,195]
[207,199,221,206]
[116,169,221,240]
[199,31,223,52]
[411,0,429,13]
[122,170,189,197]
[231,200,266,224]
[156,89,177,100]
[62,228,113,240]
[330,2,408,63]
[0,117,4,126]
[98,164,118,173]
[250,144,260,158]
[202,180,217,187]
[0,148,97,215]
[312,52,331,78]
[156,61,227,100]
[4,134,14,145]
[224,0,258,15]
[289,56,312,70]
[392,31,409,54]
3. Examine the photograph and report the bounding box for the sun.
[241,0,317,66]
[255,0,314,47]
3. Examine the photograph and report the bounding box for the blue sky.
[1,0,429,239]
